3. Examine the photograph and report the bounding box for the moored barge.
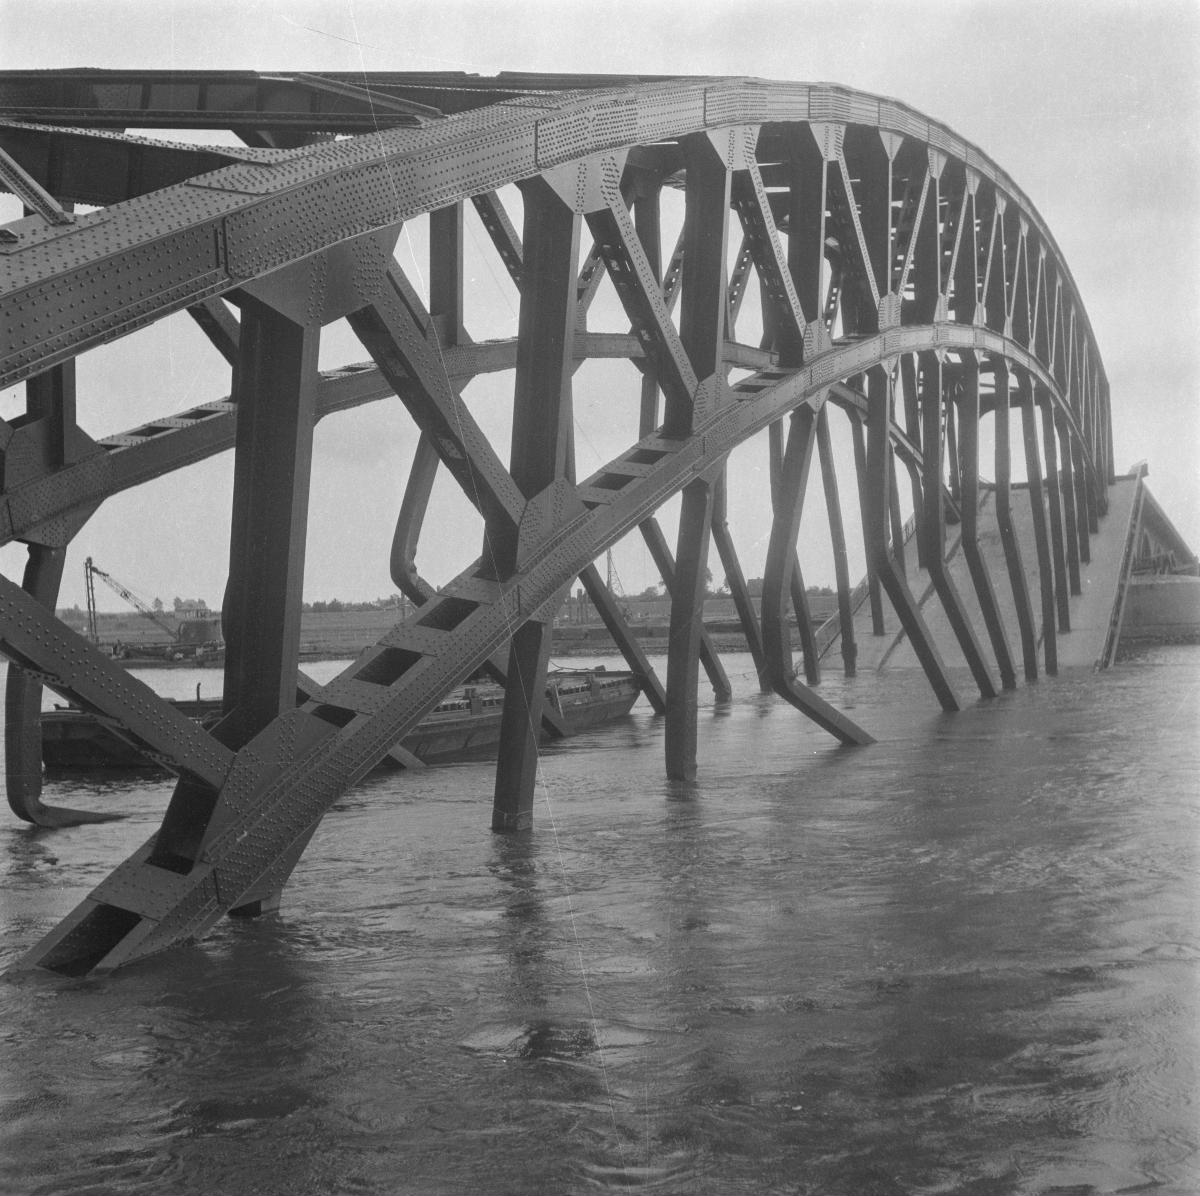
[41,669,640,772]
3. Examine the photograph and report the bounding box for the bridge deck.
[844,476,1140,675]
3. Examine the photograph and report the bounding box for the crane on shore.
[84,558,222,660]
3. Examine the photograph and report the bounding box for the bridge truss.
[0,71,1111,974]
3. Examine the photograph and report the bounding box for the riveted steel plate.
[703,81,767,127]
[634,85,706,143]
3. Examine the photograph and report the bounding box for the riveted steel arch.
[0,72,1112,974]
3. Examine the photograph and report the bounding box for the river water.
[0,648,1197,1195]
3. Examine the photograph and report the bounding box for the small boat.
[40,669,641,772]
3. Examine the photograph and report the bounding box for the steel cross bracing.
[0,72,1112,975]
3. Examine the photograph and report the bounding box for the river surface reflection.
[1,650,1197,1194]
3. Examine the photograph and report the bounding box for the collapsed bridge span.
[0,71,1122,974]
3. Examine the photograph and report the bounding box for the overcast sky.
[2,0,1197,609]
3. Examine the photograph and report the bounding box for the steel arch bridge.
[0,71,1112,975]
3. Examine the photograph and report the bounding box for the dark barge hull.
[41,671,641,773]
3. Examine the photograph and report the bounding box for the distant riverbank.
[61,574,1195,667]
[66,598,824,663]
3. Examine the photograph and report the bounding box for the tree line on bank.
[64,581,840,623]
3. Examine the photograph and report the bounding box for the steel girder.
[0,72,1112,975]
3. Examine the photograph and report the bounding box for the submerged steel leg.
[994,364,1038,681]
[5,356,119,826]
[492,620,557,831]
[816,405,857,676]
[664,132,732,781]
[6,545,121,826]
[1039,397,1071,632]
[852,413,886,637]
[919,354,997,698]
[770,419,820,685]
[18,294,321,971]
[866,367,958,710]
[492,179,580,830]
[762,403,872,744]
[1056,411,1083,595]
[578,564,667,714]
[1072,437,1095,558]
[1018,375,1058,674]
[712,470,768,689]
[151,296,320,889]
[956,364,1016,689]
[944,399,962,508]
[899,355,926,568]
[789,552,821,686]
[640,518,730,699]
[888,467,908,578]
[665,476,717,780]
